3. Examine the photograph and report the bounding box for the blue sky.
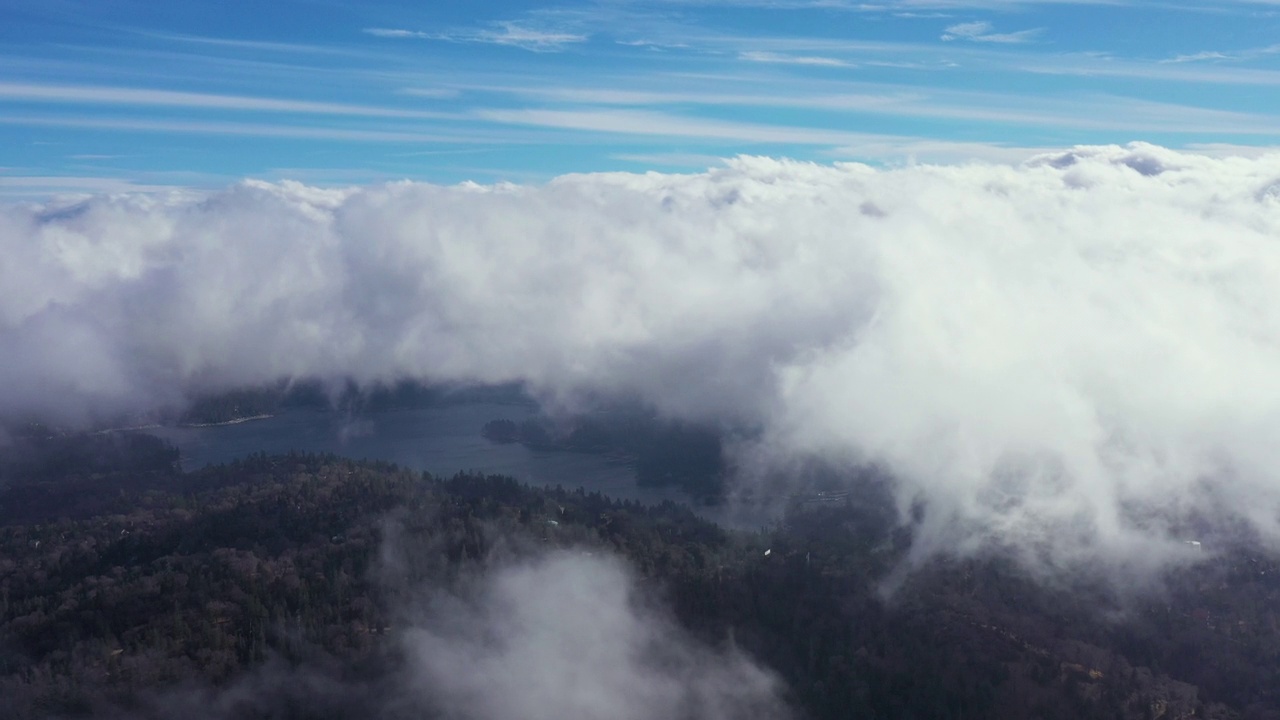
[3,0,1280,194]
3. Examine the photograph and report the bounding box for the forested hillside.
[2,434,1279,719]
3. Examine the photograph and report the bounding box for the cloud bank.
[6,142,1280,565]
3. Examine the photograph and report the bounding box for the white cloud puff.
[6,142,1280,566]
[400,552,788,720]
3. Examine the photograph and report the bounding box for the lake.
[145,402,775,528]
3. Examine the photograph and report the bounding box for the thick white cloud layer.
[6,142,1280,564]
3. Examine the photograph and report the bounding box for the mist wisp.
[395,551,789,720]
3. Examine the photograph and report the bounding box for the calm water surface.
[147,402,716,513]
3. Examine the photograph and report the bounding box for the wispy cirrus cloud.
[397,87,463,99]
[855,0,1116,7]
[1161,43,1280,64]
[609,151,731,167]
[829,137,1053,164]
[475,107,875,144]
[0,82,451,119]
[941,21,1040,43]
[1162,51,1232,64]
[463,80,1280,136]
[0,174,189,198]
[1024,53,1280,86]
[738,50,852,67]
[640,0,1087,7]
[136,30,366,57]
[0,114,492,144]
[477,100,1271,148]
[364,28,431,39]
[365,22,587,52]
[616,38,691,50]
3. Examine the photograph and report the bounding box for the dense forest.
[2,431,1280,719]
